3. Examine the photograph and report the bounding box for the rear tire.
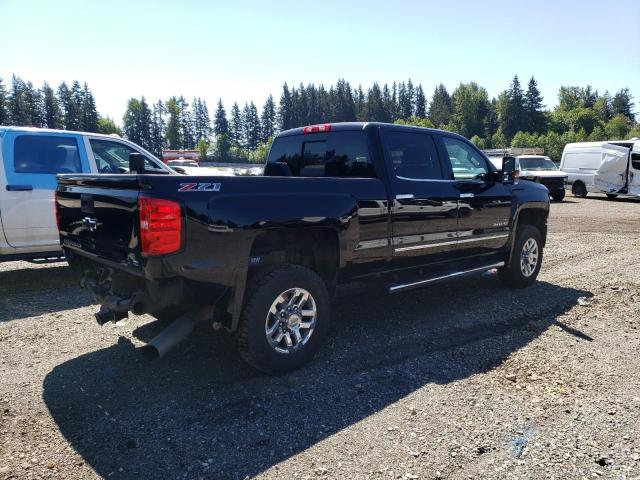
[499,224,543,289]
[237,265,331,374]
[551,190,566,202]
[572,182,587,198]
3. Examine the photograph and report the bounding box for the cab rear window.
[267,131,375,178]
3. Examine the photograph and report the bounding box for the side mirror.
[501,156,519,184]
[129,153,146,174]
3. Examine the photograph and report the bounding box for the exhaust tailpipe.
[140,314,196,361]
[95,305,128,325]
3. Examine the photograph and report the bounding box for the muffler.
[140,306,213,360]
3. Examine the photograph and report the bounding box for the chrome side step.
[389,262,505,294]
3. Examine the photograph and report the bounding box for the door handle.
[6,184,33,191]
[459,193,474,198]
[395,193,414,200]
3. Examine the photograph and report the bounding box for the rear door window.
[381,130,443,180]
[267,131,375,177]
[14,135,82,174]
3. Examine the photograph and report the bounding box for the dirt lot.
[1,194,639,480]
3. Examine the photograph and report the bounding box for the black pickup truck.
[56,122,550,373]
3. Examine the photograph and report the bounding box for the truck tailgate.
[56,175,142,265]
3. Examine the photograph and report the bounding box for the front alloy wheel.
[520,238,539,278]
[265,288,317,354]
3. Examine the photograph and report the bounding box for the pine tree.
[428,84,453,127]
[122,97,152,149]
[406,79,415,118]
[70,81,84,130]
[277,83,294,130]
[524,76,545,134]
[415,84,427,118]
[331,79,356,122]
[213,99,229,136]
[165,97,181,149]
[192,97,211,143]
[58,81,80,130]
[382,84,395,122]
[363,83,386,122]
[354,85,365,121]
[177,96,195,149]
[502,75,526,138]
[612,88,635,122]
[42,82,63,129]
[81,83,99,132]
[260,94,276,142]
[397,82,410,119]
[242,102,260,151]
[9,75,31,126]
[0,77,7,125]
[150,100,166,157]
[229,102,243,145]
[24,81,43,127]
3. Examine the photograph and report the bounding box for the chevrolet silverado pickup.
[56,122,550,373]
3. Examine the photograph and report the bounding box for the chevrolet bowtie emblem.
[82,216,98,232]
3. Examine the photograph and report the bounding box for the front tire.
[237,265,331,374]
[551,189,566,202]
[572,182,587,198]
[499,224,543,288]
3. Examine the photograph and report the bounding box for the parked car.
[0,126,173,262]
[167,159,199,168]
[485,150,568,201]
[56,122,550,373]
[560,140,639,198]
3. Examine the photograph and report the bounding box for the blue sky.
[1,0,639,123]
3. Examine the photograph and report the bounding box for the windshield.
[519,157,557,171]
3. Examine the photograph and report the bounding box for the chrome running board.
[389,262,505,293]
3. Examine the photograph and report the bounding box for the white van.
[560,140,638,198]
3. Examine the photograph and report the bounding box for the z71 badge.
[178,182,221,192]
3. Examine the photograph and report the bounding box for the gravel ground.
[0,193,639,480]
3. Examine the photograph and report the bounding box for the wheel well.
[517,208,547,246]
[248,228,339,285]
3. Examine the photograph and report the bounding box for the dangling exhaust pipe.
[140,306,212,361]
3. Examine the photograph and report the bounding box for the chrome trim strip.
[394,233,509,252]
[395,193,415,200]
[457,233,509,244]
[389,262,505,293]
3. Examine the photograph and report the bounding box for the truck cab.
[0,126,171,262]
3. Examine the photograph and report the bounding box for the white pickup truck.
[0,127,173,262]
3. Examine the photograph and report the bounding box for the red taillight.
[54,190,60,231]
[138,197,182,257]
[303,124,331,134]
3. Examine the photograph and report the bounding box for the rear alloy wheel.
[499,224,543,288]
[572,182,587,198]
[237,265,330,374]
[265,287,317,354]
